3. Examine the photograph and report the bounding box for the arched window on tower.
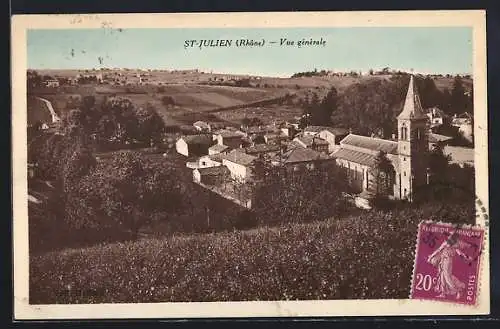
[400,126,408,140]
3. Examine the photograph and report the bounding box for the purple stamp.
[410,221,484,305]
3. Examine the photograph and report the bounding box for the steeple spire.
[397,75,426,120]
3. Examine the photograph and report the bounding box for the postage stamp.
[411,221,485,305]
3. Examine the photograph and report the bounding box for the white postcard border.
[11,10,489,319]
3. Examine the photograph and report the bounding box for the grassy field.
[29,201,473,304]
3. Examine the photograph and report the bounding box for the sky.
[27,27,472,77]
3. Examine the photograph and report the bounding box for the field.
[29,200,473,304]
[30,70,472,128]
[444,145,475,166]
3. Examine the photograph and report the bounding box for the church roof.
[340,134,398,155]
[397,75,427,120]
[331,148,376,167]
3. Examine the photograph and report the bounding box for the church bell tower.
[397,75,429,201]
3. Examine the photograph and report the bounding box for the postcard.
[11,10,489,319]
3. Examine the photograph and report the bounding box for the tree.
[27,70,43,89]
[252,159,350,225]
[73,151,181,237]
[428,144,451,182]
[450,76,467,115]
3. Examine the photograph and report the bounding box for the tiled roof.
[304,125,328,133]
[331,148,377,167]
[278,146,330,164]
[181,134,213,145]
[244,144,280,154]
[196,166,230,176]
[207,153,225,162]
[217,129,245,138]
[340,134,398,155]
[294,135,329,147]
[193,121,210,129]
[209,144,229,152]
[221,149,257,166]
[320,127,350,136]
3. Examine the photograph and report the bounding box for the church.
[331,75,429,201]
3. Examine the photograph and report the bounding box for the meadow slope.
[30,202,473,304]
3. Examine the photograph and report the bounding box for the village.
[171,75,473,209]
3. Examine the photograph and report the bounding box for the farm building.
[175,134,213,157]
[331,75,429,202]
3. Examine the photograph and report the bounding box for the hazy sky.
[27,27,472,77]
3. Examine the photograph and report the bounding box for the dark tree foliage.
[252,161,352,224]
[370,151,395,197]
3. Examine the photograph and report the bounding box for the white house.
[426,107,445,128]
[187,153,225,169]
[193,166,230,185]
[214,129,245,149]
[193,121,211,132]
[317,127,349,153]
[175,134,213,157]
[44,79,60,88]
[221,149,257,182]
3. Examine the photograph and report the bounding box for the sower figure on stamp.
[426,231,474,299]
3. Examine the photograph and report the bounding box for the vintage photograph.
[12,11,489,318]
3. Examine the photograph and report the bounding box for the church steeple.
[397,75,426,120]
[396,74,429,202]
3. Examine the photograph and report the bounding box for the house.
[44,79,60,88]
[280,124,299,139]
[214,129,245,149]
[428,133,453,149]
[187,153,225,169]
[175,134,213,157]
[317,127,350,153]
[426,107,446,128]
[452,112,473,143]
[209,144,229,155]
[271,145,332,171]
[193,166,230,185]
[331,75,429,202]
[193,121,211,132]
[220,149,257,182]
[264,133,282,144]
[292,135,330,153]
